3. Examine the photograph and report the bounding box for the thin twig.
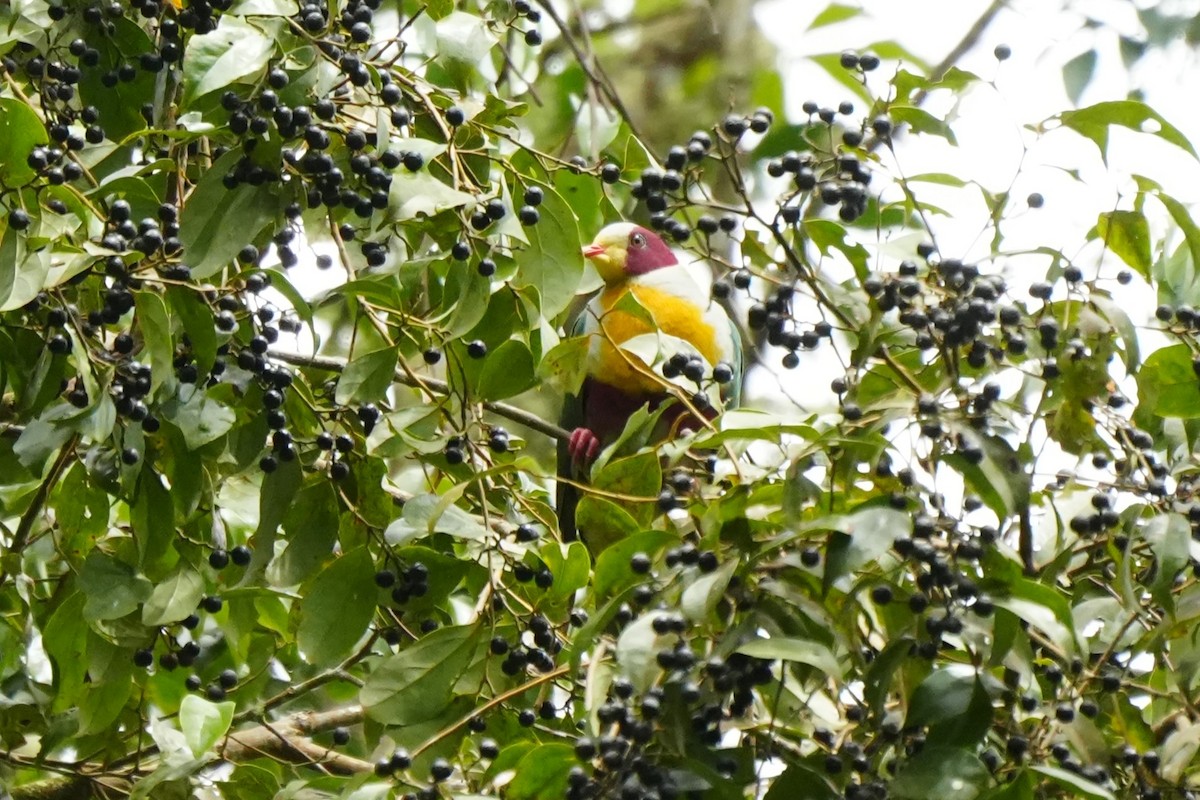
[0,436,78,591]
[412,664,570,758]
[219,706,371,775]
[867,0,1008,152]
[234,634,380,724]
[268,349,571,441]
[531,0,649,153]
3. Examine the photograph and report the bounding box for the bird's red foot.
[568,427,601,464]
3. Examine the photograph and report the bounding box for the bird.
[557,222,741,542]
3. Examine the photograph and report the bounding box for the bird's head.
[583,223,677,284]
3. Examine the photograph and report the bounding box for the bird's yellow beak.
[583,240,626,284]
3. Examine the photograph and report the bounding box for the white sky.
[731,0,1200,547]
[745,0,1200,411]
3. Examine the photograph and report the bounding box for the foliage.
[4,1,1200,799]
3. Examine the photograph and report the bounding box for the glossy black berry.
[8,208,31,230]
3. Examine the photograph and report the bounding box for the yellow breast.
[592,283,720,396]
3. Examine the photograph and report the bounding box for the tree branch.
[924,0,1008,90]
[219,705,372,775]
[12,705,373,799]
[531,0,650,154]
[268,349,570,442]
[0,435,77,591]
[9,775,128,800]
[868,0,1008,151]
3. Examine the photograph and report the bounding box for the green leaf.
[181,15,276,105]
[980,770,1034,800]
[892,747,989,800]
[576,496,641,555]
[79,551,152,621]
[813,53,873,103]
[246,458,303,578]
[1151,190,1200,296]
[907,670,993,746]
[179,148,279,279]
[167,287,217,377]
[864,638,914,716]
[889,106,958,144]
[538,336,591,396]
[610,288,657,327]
[335,346,398,406]
[927,65,976,90]
[1093,210,1151,278]
[389,545,479,614]
[1138,344,1200,418]
[944,435,1029,518]
[360,624,478,724]
[424,0,453,19]
[575,100,621,159]
[808,3,860,30]
[592,451,662,526]
[478,339,537,400]
[763,764,837,800]
[1056,100,1198,163]
[42,593,89,712]
[507,744,576,800]
[268,482,339,587]
[131,468,175,567]
[383,492,489,544]
[907,669,975,726]
[436,11,499,63]
[1030,765,1115,800]
[142,568,205,626]
[805,219,870,278]
[134,291,175,401]
[76,17,156,140]
[615,611,667,691]
[297,547,377,667]
[389,170,477,220]
[692,410,817,450]
[1091,293,1140,370]
[0,212,51,312]
[13,404,75,473]
[539,540,590,601]
[167,387,238,451]
[735,637,841,680]
[593,531,676,598]
[906,172,969,187]
[78,639,134,735]
[1062,49,1097,106]
[822,506,912,584]
[0,98,47,186]
[515,183,583,318]
[994,579,1079,656]
[179,695,235,757]
[1145,512,1190,605]
[681,557,737,621]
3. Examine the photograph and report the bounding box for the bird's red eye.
[630,233,646,248]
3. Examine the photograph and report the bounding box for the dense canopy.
[4,1,1200,799]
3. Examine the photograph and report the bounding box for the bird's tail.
[556,430,580,541]
[557,479,579,542]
